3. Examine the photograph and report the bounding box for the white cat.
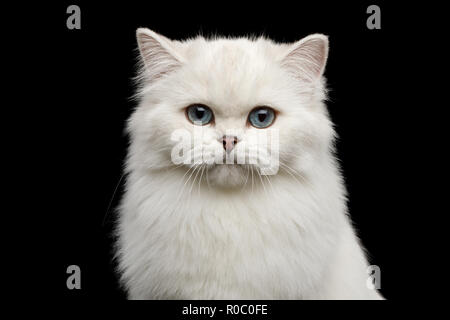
[116,28,383,300]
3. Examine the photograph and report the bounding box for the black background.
[13,0,437,305]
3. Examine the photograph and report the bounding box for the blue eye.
[186,104,214,125]
[248,107,275,128]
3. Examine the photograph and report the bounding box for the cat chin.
[205,164,251,188]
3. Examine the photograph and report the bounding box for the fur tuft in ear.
[281,34,329,83]
[136,28,182,83]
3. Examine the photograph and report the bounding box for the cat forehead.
[178,37,286,64]
[172,37,291,112]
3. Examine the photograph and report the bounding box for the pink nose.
[221,135,238,153]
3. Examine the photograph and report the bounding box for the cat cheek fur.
[116,28,383,299]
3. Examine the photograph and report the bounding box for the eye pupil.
[195,109,205,119]
[258,113,266,122]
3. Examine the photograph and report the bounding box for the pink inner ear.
[137,30,181,83]
[282,36,328,83]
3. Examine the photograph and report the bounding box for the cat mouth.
[205,162,249,172]
[203,163,250,187]
[208,162,248,168]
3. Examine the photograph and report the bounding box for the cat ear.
[136,28,182,83]
[281,34,329,83]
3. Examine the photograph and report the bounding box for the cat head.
[127,28,335,188]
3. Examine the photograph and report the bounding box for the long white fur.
[116,28,383,299]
